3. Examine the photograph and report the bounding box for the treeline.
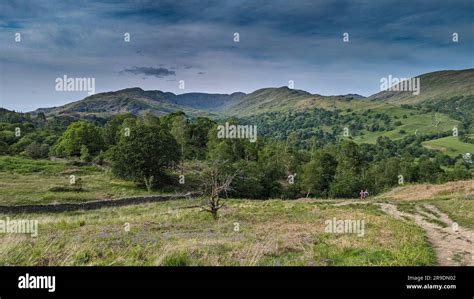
[0,109,472,198]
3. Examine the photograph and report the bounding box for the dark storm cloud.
[121,66,176,78]
[1,0,473,111]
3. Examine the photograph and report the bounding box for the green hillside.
[352,106,459,144]
[241,102,460,147]
[226,87,373,116]
[422,136,474,157]
[33,88,230,119]
[368,69,474,105]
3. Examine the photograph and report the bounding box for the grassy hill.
[422,136,474,157]
[33,88,244,119]
[30,69,473,120]
[241,101,459,147]
[230,70,471,145]
[173,92,245,112]
[226,86,372,116]
[367,69,474,105]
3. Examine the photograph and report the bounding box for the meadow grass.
[428,197,474,229]
[422,136,474,157]
[0,156,174,206]
[0,156,449,266]
[0,156,69,174]
[0,199,436,266]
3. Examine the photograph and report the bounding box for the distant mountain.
[224,87,312,115]
[172,92,246,112]
[224,87,372,116]
[340,94,366,100]
[368,69,474,104]
[33,88,246,119]
[31,69,473,119]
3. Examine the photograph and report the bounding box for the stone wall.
[0,194,196,214]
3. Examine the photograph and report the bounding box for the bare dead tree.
[199,160,238,220]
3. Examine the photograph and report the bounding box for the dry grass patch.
[377,180,474,201]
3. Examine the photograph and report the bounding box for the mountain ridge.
[30,69,473,118]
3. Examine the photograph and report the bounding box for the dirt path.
[377,202,473,266]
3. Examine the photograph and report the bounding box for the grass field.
[2,156,473,266]
[422,136,474,157]
[0,198,436,266]
[429,198,474,229]
[0,156,153,206]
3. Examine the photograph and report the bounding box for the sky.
[0,0,473,112]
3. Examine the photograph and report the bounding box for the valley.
[1,68,473,266]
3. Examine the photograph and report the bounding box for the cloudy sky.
[0,0,473,112]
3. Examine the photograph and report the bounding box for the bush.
[49,184,83,192]
[161,252,190,266]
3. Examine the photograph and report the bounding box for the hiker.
[364,189,369,199]
[359,190,365,200]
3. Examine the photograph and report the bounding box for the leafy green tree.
[256,142,287,197]
[329,141,366,198]
[399,158,419,183]
[0,130,16,147]
[231,160,266,198]
[25,141,42,159]
[366,157,400,194]
[108,123,179,191]
[301,150,337,197]
[103,113,137,148]
[0,140,8,154]
[143,111,159,126]
[207,125,245,162]
[170,114,189,173]
[188,117,215,159]
[418,158,444,183]
[447,161,471,181]
[53,121,104,157]
[10,133,37,155]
